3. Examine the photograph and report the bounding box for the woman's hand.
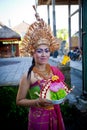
[36,98,53,107]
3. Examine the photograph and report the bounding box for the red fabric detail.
[51,66,65,81]
[54,105,65,130]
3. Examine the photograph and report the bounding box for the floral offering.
[40,75,71,103]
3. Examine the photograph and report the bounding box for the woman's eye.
[45,49,50,53]
[36,48,50,53]
[36,49,42,53]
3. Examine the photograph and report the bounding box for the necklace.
[33,64,52,80]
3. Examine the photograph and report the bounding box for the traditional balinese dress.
[28,66,65,130]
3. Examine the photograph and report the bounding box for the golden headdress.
[21,5,59,56]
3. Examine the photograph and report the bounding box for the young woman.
[16,6,65,130]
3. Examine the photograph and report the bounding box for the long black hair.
[27,58,35,79]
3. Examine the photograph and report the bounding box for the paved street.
[70,68,82,96]
[0,57,32,86]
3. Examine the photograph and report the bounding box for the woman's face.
[33,44,50,65]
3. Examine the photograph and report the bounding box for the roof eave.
[0,38,21,42]
[38,0,78,5]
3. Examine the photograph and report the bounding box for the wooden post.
[52,0,56,36]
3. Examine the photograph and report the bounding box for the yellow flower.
[61,55,70,65]
[52,75,59,81]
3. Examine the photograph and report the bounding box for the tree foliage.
[57,29,68,41]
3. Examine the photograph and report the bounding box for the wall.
[0,43,19,58]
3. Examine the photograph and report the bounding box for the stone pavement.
[0,56,82,86]
[0,57,32,86]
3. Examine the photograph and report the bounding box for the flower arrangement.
[49,75,68,100]
[40,75,71,103]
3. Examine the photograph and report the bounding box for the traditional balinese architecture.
[0,22,21,57]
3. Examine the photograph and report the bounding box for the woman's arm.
[16,73,38,107]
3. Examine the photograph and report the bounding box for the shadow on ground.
[0,60,20,67]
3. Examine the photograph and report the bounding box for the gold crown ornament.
[21,5,59,56]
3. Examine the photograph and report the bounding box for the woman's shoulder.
[21,72,28,78]
[20,72,28,84]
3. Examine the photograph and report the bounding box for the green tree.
[56,29,68,41]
